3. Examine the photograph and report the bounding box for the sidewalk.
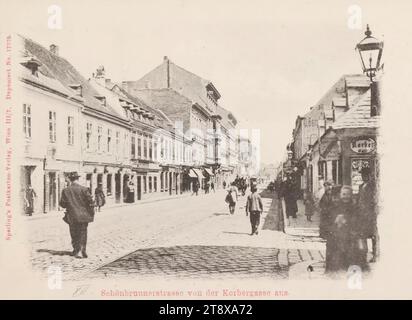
[280,197,327,279]
[25,190,200,222]
[282,198,321,237]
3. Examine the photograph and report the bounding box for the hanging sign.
[350,137,376,154]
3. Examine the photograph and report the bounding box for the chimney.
[49,44,59,56]
[93,66,106,86]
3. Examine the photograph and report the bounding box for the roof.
[125,88,193,132]
[19,64,82,102]
[345,74,371,88]
[332,89,380,129]
[21,35,127,122]
[123,57,221,118]
[332,97,347,107]
[216,105,237,129]
[303,74,367,121]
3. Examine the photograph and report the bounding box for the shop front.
[335,128,378,194]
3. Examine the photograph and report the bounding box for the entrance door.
[115,173,121,203]
[48,172,57,212]
[169,173,172,195]
[137,176,141,200]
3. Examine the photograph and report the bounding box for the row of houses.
[17,35,257,215]
[281,72,381,199]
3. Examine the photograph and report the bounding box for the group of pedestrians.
[319,167,379,274]
[225,180,264,236]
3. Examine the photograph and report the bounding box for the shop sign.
[350,137,376,154]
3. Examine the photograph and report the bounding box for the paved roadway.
[28,188,325,281]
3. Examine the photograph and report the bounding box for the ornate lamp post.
[356,24,384,116]
[356,24,384,82]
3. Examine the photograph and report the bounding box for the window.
[115,131,120,154]
[154,177,157,192]
[149,135,153,160]
[97,126,103,152]
[23,104,31,139]
[131,135,136,158]
[161,138,165,160]
[107,174,112,196]
[67,116,74,145]
[143,176,147,193]
[124,133,128,157]
[86,123,92,150]
[137,135,142,158]
[149,176,152,193]
[48,111,56,143]
[107,129,112,153]
[143,135,148,159]
[153,138,158,161]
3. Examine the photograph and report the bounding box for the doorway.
[115,173,121,203]
[137,176,142,200]
[48,172,57,212]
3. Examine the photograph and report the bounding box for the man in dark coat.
[357,167,379,262]
[319,180,335,239]
[283,176,298,225]
[59,172,95,259]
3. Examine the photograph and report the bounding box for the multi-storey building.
[16,39,250,215]
[122,56,240,188]
[18,37,84,214]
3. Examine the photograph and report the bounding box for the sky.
[3,0,404,164]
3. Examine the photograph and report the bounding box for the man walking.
[245,185,264,235]
[59,172,95,259]
[357,167,379,263]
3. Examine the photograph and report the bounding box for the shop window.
[154,176,157,192]
[143,176,147,193]
[332,160,337,184]
[149,176,152,193]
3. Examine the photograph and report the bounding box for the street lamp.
[356,24,384,116]
[356,24,384,82]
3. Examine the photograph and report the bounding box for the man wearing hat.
[357,166,379,263]
[59,172,95,259]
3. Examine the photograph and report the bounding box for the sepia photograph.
[1,0,412,302]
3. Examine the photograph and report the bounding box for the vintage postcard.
[1,0,412,300]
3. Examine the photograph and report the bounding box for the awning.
[204,168,214,176]
[192,168,205,179]
[188,169,198,178]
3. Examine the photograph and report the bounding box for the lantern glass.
[356,25,383,78]
[357,45,382,74]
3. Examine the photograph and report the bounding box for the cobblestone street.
[28,189,325,281]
